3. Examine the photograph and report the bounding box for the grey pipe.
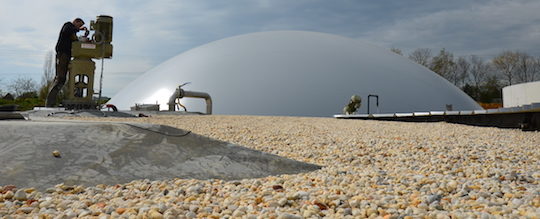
[168,88,212,114]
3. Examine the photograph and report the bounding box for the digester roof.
[109,31,481,116]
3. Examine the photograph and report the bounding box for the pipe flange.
[178,88,185,98]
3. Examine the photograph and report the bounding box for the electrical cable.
[123,123,191,137]
[47,111,82,117]
[45,110,190,136]
[97,32,105,111]
[176,99,187,111]
[98,50,105,110]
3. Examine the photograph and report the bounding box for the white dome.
[109,31,481,116]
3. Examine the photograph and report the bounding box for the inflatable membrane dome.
[109,31,481,116]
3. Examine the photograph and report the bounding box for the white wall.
[503,81,540,107]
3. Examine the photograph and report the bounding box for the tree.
[408,48,432,67]
[468,55,491,99]
[430,48,456,83]
[8,77,38,98]
[390,48,403,56]
[535,57,540,81]
[39,51,55,100]
[462,83,479,100]
[515,52,539,83]
[492,51,519,86]
[18,91,38,99]
[479,75,502,103]
[460,56,502,103]
[0,78,4,96]
[455,57,470,88]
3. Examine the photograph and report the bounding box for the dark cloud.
[358,0,540,57]
[120,0,540,60]
[1,0,539,94]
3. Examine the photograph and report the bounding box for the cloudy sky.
[1,0,539,96]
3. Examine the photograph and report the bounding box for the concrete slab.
[429,111,445,116]
[413,112,430,116]
[371,113,395,118]
[445,111,460,115]
[0,120,320,190]
[473,110,488,114]
[333,114,369,118]
[498,108,514,113]
[487,109,500,114]
[395,113,413,117]
[459,111,474,115]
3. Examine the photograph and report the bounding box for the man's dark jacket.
[55,22,78,56]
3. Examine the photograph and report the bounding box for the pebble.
[4,191,14,199]
[79,210,91,217]
[13,189,27,201]
[1,115,538,218]
[185,211,196,218]
[511,198,522,206]
[425,194,442,204]
[186,185,202,194]
[295,191,310,200]
[232,209,246,217]
[65,210,77,218]
[148,209,164,219]
[277,213,302,219]
[278,198,288,206]
[18,206,34,214]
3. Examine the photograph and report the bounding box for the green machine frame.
[64,15,113,110]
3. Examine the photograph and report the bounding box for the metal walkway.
[335,103,540,131]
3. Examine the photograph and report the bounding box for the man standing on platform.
[46,18,88,107]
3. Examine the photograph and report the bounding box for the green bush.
[0,97,44,111]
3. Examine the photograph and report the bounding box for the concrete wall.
[503,81,540,107]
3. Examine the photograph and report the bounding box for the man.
[46,18,88,107]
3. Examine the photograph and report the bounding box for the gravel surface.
[1,115,539,218]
